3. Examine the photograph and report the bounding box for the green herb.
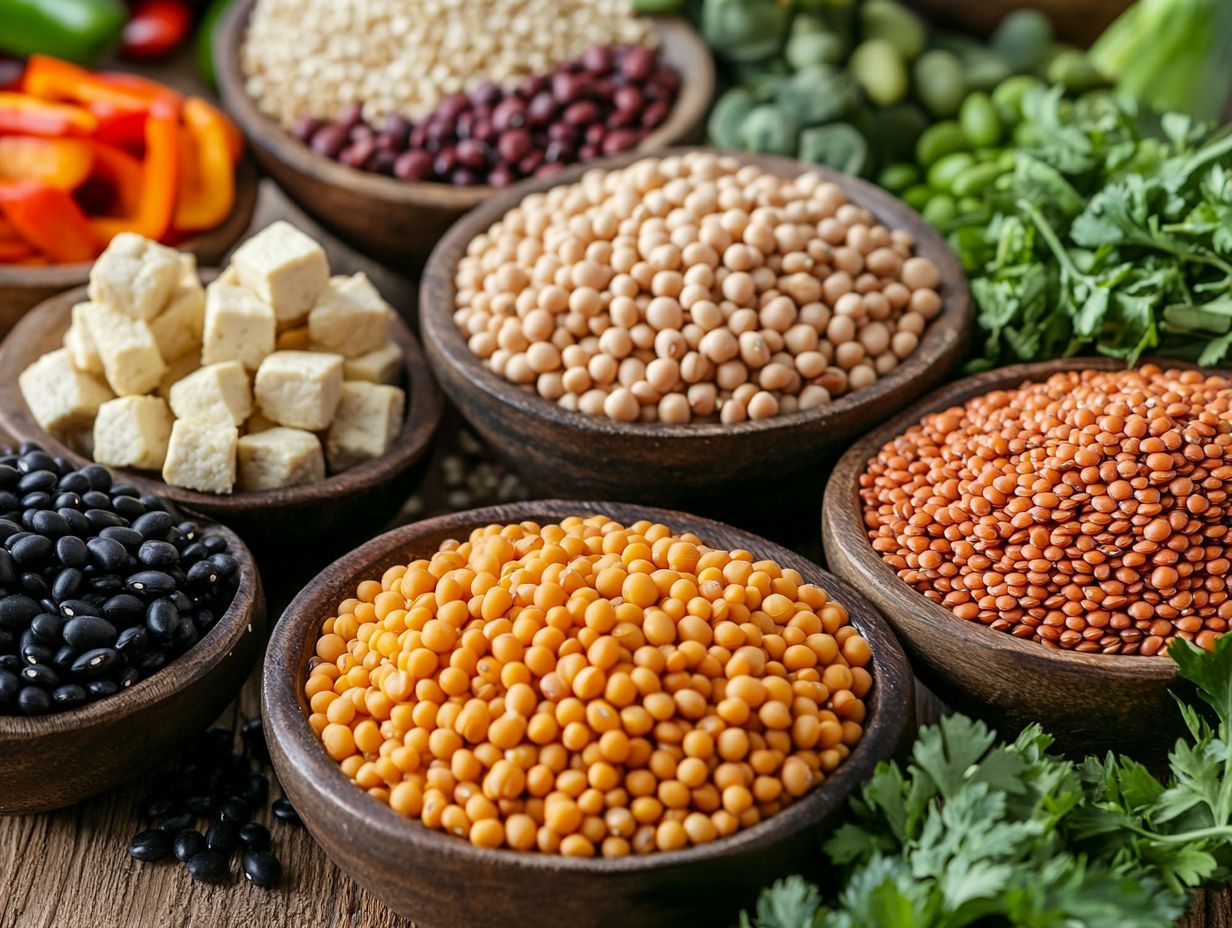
[951,89,1232,371]
[741,635,1232,927]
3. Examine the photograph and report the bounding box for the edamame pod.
[922,193,957,224]
[849,39,908,106]
[878,163,919,193]
[926,151,975,192]
[903,184,932,210]
[915,121,967,167]
[959,92,1002,148]
[913,49,966,118]
[951,161,1004,198]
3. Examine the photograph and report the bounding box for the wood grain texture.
[0,276,444,556]
[263,500,915,928]
[821,357,1217,760]
[214,0,715,269]
[419,148,972,526]
[902,0,1133,44]
[0,520,265,814]
[0,159,259,340]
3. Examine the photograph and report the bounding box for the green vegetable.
[798,122,869,176]
[922,193,957,223]
[784,29,846,70]
[926,151,974,191]
[958,92,1001,147]
[738,104,798,155]
[912,49,966,118]
[990,8,1053,72]
[866,103,928,164]
[877,163,919,193]
[902,183,931,210]
[196,0,234,88]
[0,0,126,64]
[728,57,791,99]
[743,636,1232,928]
[991,74,1044,125]
[706,87,759,149]
[950,161,1003,197]
[632,0,687,11]
[772,64,856,128]
[699,0,788,62]
[1045,48,1105,92]
[858,0,926,61]
[848,39,908,106]
[915,120,967,167]
[961,49,1014,92]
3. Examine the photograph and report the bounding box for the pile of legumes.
[306,515,871,856]
[454,153,943,423]
[0,443,240,716]
[860,366,1232,656]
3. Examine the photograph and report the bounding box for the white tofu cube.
[237,427,325,491]
[149,278,205,362]
[80,303,167,396]
[169,361,252,426]
[308,273,393,358]
[87,233,181,320]
[202,281,275,371]
[92,396,173,471]
[162,418,238,494]
[19,348,114,434]
[343,341,403,385]
[326,382,405,471]
[64,301,103,374]
[229,221,329,323]
[253,350,344,431]
[158,350,201,399]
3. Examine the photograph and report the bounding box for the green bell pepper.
[0,0,126,64]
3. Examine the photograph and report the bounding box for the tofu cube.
[228,221,329,323]
[149,276,206,362]
[87,233,181,320]
[237,427,325,491]
[64,301,103,374]
[162,418,238,494]
[254,351,344,431]
[343,340,403,385]
[326,382,405,471]
[158,350,201,399]
[19,348,114,434]
[81,303,167,396]
[92,396,173,471]
[202,281,275,370]
[308,273,393,358]
[169,361,252,426]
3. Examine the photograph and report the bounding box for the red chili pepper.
[121,0,193,61]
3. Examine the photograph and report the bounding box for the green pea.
[849,39,909,106]
[926,152,976,192]
[922,193,957,224]
[903,184,932,210]
[877,163,919,193]
[914,121,967,167]
[959,92,1001,148]
[950,162,1003,197]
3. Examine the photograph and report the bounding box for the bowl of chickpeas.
[420,148,972,533]
[263,499,913,928]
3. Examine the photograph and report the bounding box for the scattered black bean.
[186,850,229,884]
[242,850,282,888]
[218,797,251,825]
[128,829,173,861]
[238,822,270,851]
[206,822,239,855]
[173,829,207,863]
[271,798,300,825]
[158,812,195,834]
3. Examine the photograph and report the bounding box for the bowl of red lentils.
[419,149,972,527]
[823,357,1231,758]
[214,0,714,269]
[262,500,912,928]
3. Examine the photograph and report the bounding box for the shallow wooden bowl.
[0,520,264,814]
[0,159,259,339]
[904,0,1133,45]
[214,0,715,269]
[420,148,972,527]
[822,357,1208,759]
[264,499,914,928]
[0,277,444,556]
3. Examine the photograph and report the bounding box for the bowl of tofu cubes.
[0,221,443,552]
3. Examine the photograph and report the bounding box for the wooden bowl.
[264,499,914,928]
[0,520,264,814]
[0,158,259,340]
[904,0,1133,46]
[822,357,1201,759]
[214,0,715,269]
[420,149,972,531]
[0,277,444,558]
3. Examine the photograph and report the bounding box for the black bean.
[60,508,90,536]
[85,509,124,532]
[59,599,101,618]
[239,773,269,807]
[71,647,119,677]
[80,464,111,491]
[136,650,167,673]
[132,511,172,540]
[172,621,197,650]
[19,572,49,598]
[64,615,117,650]
[53,492,80,511]
[117,665,140,689]
[57,472,88,494]
[20,662,58,687]
[0,654,21,673]
[146,599,179,638]
[17,470,57,494]
[218,797,251,824]
[17,685,50,714]
[80,491,111,510]
[128,571,175,597]
[31,509,69,537]
[85,678,119,699]
[185,794,213,814]
[29,612,63,644]
[0,465,19,487]
[112,496,145,522]
[128,829,172,861]
[87,574,124,595]
[193,607,217,632]
[52,645,77,670]
[50,683,87,708]
[206,822,239,855]
[187,850,229,884]
[55,535,88,568]
[158,812,195,833]
[20,638,54,666]
[51,567,83,602]
[100,526,143,550]
[141,796,177,819]
[271,798,300,825]
[103,594,144,623]
[137,541,178,569]
[87,537,128,571]
[0,548,14,583]
[186,561,220,592]
[173,829,207,862]
[11,534,51,566]
[17,450,55,474]
[115,625,147,655]
[208,554,238,580]
[0,669,17,705]
[242,850,281,888]
[238,821,270,851]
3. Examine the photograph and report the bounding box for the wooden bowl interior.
[0,520,265,813]
[264,500,914,927]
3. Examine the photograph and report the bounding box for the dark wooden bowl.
[0,158,259,340]
[214,0,715,269]
[0,276,444,556]
[0,520,264,814]
[822,357,1203,760]
[904,0,1133,45]
[419,148,972,530]
[264,499,914,928]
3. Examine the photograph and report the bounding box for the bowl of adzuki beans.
[822,357,1232,760]
[214,0,714,268]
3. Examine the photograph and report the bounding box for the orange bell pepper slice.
[0,180,97,263]
[0,137,94,190]
[0,92,98,136]
[0,240,37,261]
[173,97,239,232]
[88,142,144,218]
[91,96,180,244]
[23,56,179,113]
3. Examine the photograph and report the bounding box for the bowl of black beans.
[0,443,265,814]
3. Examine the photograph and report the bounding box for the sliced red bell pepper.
[90,101,149,151]
[23,55,179,112]
[0,240,36,261]
[0,137,94,190]
[174,97,238,232]
[0,91,98,136]
[91,96,179,243]
[0,180,97,263]
[87,141,144,217]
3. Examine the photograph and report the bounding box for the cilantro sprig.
[742,635,1232,927]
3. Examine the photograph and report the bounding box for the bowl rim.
[0,158,260,290]
[263,498,914,874]
[215,0,715,208]
[419,147,973,443]
[821,356,1214,683]
[0,272,445,514]
[0,516,263,738]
